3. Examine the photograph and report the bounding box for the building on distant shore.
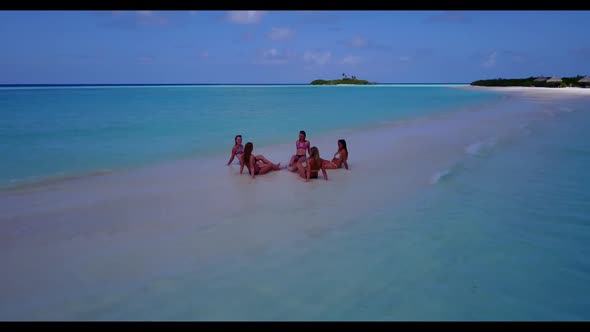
[546,76,563,87]
[578,76,590,88]
[534,76,548,82]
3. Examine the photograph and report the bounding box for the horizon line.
[0,82,470,87]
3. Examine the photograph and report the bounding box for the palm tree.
[342,73,347,79]
[351,75,356,80]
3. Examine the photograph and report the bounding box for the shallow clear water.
[0,85,498,187]
[111,96,590,321]
[140,96,590,321]
[282,102,590,321]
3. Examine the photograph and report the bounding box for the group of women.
[227,131,349,182]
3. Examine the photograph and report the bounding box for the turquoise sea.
[0,85,497,187]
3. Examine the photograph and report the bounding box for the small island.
[471,75,590,88]
[311,73,376,85]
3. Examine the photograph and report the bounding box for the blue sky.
[0,10,589,84]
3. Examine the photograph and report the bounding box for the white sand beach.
[464,86,590,98]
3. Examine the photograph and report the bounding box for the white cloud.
[349,36,368,48]
[399,56,411,62]
[303,50,332,66]
[264,48,279,57]
[138,56,155,65]
[136,11,154,17]
[482,51,498,68]
[257,48,296,65]
[102,11,170,29]
[268,27,295,41]
[340,55,362,65]
[135,11,168,26]
[340,35,390,51]
[426,11,471,24]
[226,11,266,24]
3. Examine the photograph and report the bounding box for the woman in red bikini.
[227,134,244,165]
[288,130,311,172]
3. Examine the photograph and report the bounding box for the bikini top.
[296,140,307,150]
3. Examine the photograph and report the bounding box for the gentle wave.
[1,169,114,193]
[465,137,498,156]
[429,169,453,185]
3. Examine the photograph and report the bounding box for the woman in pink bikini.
[288,130,311,172]
[240,142,282,179]
[227,134,244,165]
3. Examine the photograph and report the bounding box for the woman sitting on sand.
[240,142,282,179]
[288,130,311,172]
[297,146,328,182]
[227,134,244,165]
[323,139,349,170]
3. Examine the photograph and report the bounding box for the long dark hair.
[338,139,348,157]
[234,135,242,146]
[243,142,254,168]
[299,130,306,140]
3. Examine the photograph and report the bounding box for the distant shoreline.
[311,77,375,85]
[0,83,470,88]
[471,76,589,88]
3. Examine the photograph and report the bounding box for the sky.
[0,10,589,84]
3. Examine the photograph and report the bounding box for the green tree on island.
[471,75,588,88]
[310,74,374,85]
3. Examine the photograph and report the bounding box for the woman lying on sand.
[227,134,244,165]
[240,142,282,179]
[323,139,349,170]
[297,146,328,182]
[289,130,311,172]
